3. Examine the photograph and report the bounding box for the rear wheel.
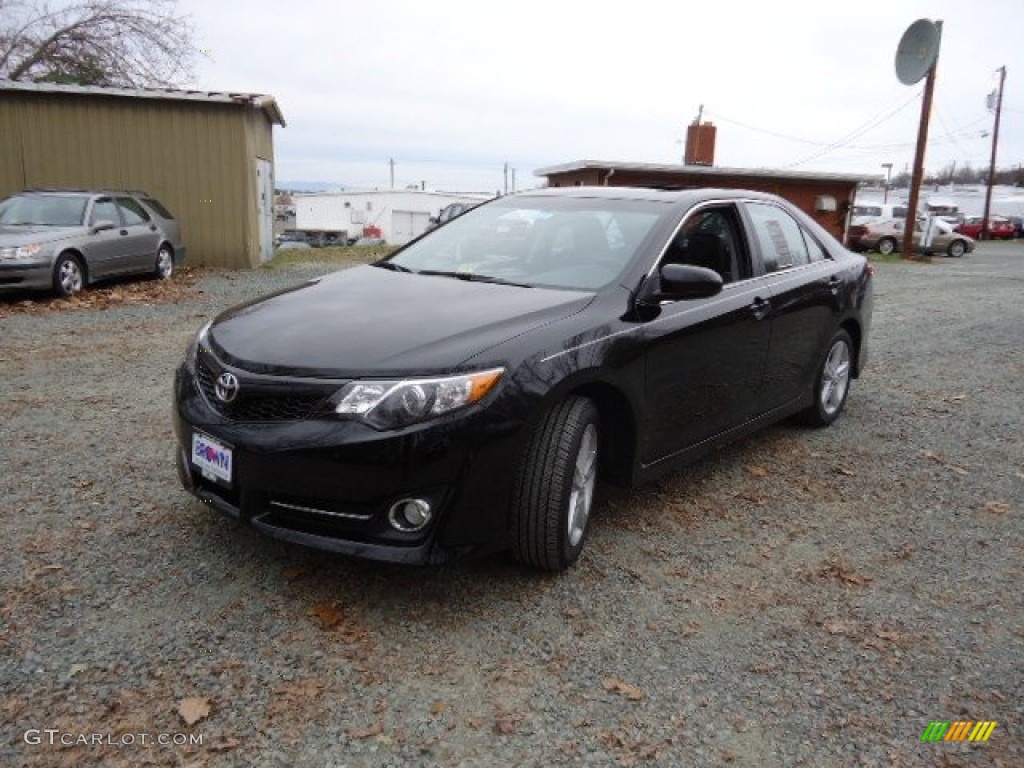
[799,330,853,427]
[511,397,599,571]
[52,253,85,297]
[877,237,897,256]
[947,239,966,258]
[155,245,174,278]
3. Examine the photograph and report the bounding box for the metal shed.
[0,80,285,268]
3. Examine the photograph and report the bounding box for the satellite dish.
[895,19,941,85]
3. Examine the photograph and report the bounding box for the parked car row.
[849,217,974,257]
[0,188,185,296]
[274,231,386,249]
[954,216,1017,240]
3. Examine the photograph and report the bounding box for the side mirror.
[654,263,723,300]
[91,220,115,233]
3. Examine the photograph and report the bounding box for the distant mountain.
[276,181,346,193]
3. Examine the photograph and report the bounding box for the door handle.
[750,297,770,320]
[827,275,841,295]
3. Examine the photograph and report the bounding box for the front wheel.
[947,240,966,258]
[511,397,599,571]
[155,245,174,278]
[52,253,85,297]
[877,238,897,256]
[799,330,853,427]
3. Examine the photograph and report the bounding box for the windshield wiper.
[372,260,413,272]
[417,269,533,288]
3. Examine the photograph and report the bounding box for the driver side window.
[90,198,120,226]
[661,205,747,284]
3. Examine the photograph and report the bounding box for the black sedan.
[173,187,873,570]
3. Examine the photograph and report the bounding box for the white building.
[295,190,491,245]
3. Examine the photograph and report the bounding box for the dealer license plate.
[191,432,233,485]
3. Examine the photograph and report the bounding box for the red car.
[954,216,1016,240]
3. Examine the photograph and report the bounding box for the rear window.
[853,205,882,217]
[141,197,175,219]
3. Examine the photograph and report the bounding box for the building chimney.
[685,120,716,166]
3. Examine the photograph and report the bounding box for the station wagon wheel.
[877,237,897,256]
[511,396,600,571]
[799,329,853,427]
[155,245,174,278]
[947,240,966,258]
[52,252,85,297]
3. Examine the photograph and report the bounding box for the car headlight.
[0,243,43,261]
[183,321,212,375]
[334,368,504,429]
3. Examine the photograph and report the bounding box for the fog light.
[388,498,433,532]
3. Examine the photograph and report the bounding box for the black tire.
[155,244,174,278]
[947,239,966,258]
[52,252,85,297]
[798,329,854,427]
[511,397,600,571]
[877,237,897,256]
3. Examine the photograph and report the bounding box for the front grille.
[196,358,329,422]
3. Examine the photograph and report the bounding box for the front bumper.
[0,260,53,290]
[172,364,525,564]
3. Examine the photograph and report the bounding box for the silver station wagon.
[0,188,186,296]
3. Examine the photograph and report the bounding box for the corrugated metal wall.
[0,91,276,268]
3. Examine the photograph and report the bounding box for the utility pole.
[511,168,516,193]
[389,158,395,190]
[898,19,942,262]
[503,162,508,195]
[882,163,893,203]
[981,66,1006,240]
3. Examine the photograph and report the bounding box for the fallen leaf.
[981,501,1012,514]
[833,465,856,476]
[178,697,211,725]
[208,737,241,752]
[823,618,859,636]
[348,722,382,740]
[282,564,315,581]
[430,700,447,716]
[602,677,645,701]
[494,718,517,735]
[308,602,345,629]
[746,465,770,478]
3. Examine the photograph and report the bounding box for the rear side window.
[116,197,151,225]
[745,202,811,272]
[141,197,175,219]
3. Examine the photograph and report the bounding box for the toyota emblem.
[214,372,240,403]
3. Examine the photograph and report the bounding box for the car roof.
[17,188,152,197]
[513,185,789,206]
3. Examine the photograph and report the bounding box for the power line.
[783,89,924,168]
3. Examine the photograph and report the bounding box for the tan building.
[0,80,285,268]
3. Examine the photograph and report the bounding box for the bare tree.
[0,0,195,87]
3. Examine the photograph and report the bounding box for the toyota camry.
[173,187,873,570]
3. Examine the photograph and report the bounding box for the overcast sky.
[180,0,1024,193]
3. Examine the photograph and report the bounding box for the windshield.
[0,194,88,227]
[386,196,669,290]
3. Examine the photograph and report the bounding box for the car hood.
[0,225,82,245]
[209,264,594,377]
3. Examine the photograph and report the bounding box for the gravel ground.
[1,244,1021,767]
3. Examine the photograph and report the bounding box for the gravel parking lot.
[2,244,1021,767]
